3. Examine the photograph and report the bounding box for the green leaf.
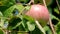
[55,22,60,34]
[57,32,60,34]
[8,17,21,30]
[0,11,3,17]
[20,15,35,31]
[0,29,4,34]
[27,21,35,31]
[12,21,22,29]
[22,6,31,15]
[18,24,27,31]
[0,17,5,27]
[3,5,15,18]
[29,26,43,34]
[0,0,15,6]
[3,4,24,18]
[54,7,59,14]
[23,15,34,22]
[44,26,52,34]
[15,4,24,12]
[25,6,31,11]
[17,31,28,34]
[21,19,28,31]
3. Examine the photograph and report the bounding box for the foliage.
[0,0,60,34]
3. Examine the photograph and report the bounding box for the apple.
[25,4,50,26]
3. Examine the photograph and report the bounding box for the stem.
[42,0,56,34]
[31,0,34,3]
[42,0,47,8]
[35,20,46,34]
[56,0,60,13]
[49,18,56,34]
[2,29,9,34]
[0,28,8,34]
[28,0,34,5]
[5,30,9,34]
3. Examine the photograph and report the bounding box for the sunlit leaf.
[3,4,24,18]
[0,11,3,17]
[27,21,35,31]
[25,5,31,10]
[0,17,4,27]
[3,5,15,18]
[15,4,24,12]
[54,7,59,14]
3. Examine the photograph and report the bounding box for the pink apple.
[25,4,50,26]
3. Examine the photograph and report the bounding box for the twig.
[56,0,60,13]
[35,20,46,34]
[5,30,9,34]
[28,0,34,5]
[42,0,56,34]
[1,29,9,34]
[42,0,47,8]
[49,18,56,34]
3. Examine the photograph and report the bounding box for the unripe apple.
[25,4,50,26]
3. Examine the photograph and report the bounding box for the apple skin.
[25,4,50,26]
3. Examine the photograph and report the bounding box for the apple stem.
[56,0,60,12]
[49,18,56,34]
[28,0,34,5]
[35,20,46,34]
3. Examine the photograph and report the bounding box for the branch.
[35,20,46,34]
[49,18,56,34]
[42,0,47,8]
[28,0,34,5]
[56,0,60,13]
[42,0,56,34]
